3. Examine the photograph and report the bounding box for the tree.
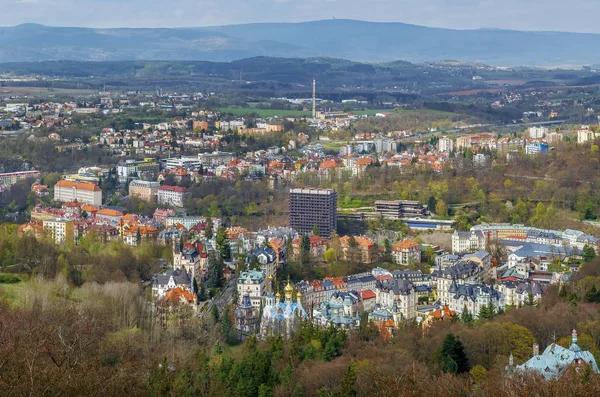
[583,245,597,263]
[335,361,357,397]
[136,228,142,246]
[207,252,222,289]
[438,333,470,374]
[435,200,448,218]
[215,227,231,260]
[221,306,235,345]
[301,235,311,252]
[460,306,474,326]
[81,210,88,219]
[323,248,336,263]
[205,218,213,239]
[312,224,320,237]
[383,238,392,263]
[249,255,260,270]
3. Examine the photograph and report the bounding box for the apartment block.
[157,185,190,207]
[54,180,102,206]
[129,180,160,202]
[289,188,337,238]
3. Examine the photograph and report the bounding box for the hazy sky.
[3,0,600,33]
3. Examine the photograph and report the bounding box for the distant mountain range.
[1,20,600,66]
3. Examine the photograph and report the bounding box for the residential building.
[451,230,487,254]
[446,282,505,318]
[54,180,102,206]
[577,126,596,144]
[43,218,76,244]
[0,171,40,187]
[129,180,160,202]
[237,270,265,309]
[375,279,417,321]
[122,225,158,246]
[312,292,361,330]
[340,236,377,264]
[165,157,201,170]
[152,268,193,300]
[247,246,277,278]
[289,188,337,238]
[528,126,548,139]
[525,142,549,155]
[158,185,190,207]
[197,151,236,166]
[438,136,454,153]
[291,235,327,261]
[435,260,484,304]
[391,239,421,266]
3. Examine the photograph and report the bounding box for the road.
[198,276,236,319]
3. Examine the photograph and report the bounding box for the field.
[0,86,96,98]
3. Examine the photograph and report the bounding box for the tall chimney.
[312,78,316,119]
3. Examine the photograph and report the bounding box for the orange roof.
[123,225,158,236]
[160,287,195,304]
[432,305,456,320]
[309,235,327,246]
[355,158,374,166]
[391,239,420,252]
[359,290,376,300]
[270,238,285,250]
[55,180,101,192]
[81,205,98,213]
[97,208,124,217]
[319,159,340,169]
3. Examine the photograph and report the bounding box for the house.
[391,239,421,265]
[446,282,504,318]
[375,279,418,321]
[122,225,158,246]
[237,270,265,309]
[291,235,327,261]
[340,235,377,264]
[246,246,277,278]
[152,268,193,300]
[452,230,486,254]
[434,260,484,305]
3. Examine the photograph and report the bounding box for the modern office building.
[289,188,337,238]
[374,200,429,220]
[117,159,159,182]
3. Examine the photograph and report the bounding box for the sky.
[3,0,600,33]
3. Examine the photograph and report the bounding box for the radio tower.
[312,78,316,119]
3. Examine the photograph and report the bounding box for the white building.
[577,127,596,144]
[446,282,505,318]
[375,279,417,321]
[237,270,266,309]
[528,126,548,139]
[157,186,190,207]
[438,136,454,153]
[164,157,201,170]
[452,230,487,254]
[54,180,102,206]
[43,218,76,244]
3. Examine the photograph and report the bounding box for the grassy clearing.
[0,282,26,307]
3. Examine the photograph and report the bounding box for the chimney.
[533,343,539,357]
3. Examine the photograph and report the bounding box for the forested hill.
[1,20,600,65]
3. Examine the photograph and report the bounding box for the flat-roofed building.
[0,171,41,187]
[43,218,76,244]
[289,188,337,238]
[375,200,429,220]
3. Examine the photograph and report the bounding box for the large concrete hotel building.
[54,180,102,206]
[289,188,337,238]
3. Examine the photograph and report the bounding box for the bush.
[0,273,21,284]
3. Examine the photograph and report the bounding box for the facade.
[375,279,417,321]
[54,180,102,206]
[0,171,40,187]
[197,151,236,166]
[525,142,549,155]
[289,188,337,238]
[122,225,158,246]
[235,293,259,340]
[291,235,327,261]
[446,282,505,318]
[312,292,361,330]
[129,180,160,202]
[577,127,596,144]
[374,200,429,220]
[391,239,421,266]
[158,185,190,207]
[237,270,265,309]
[117,159,159,182]
[340,236,377,264]
[43,218,76,244]
[438,136,454,153]
[246,246,277,278]
[165,157,201,170]
[151,268,193,300]
[435,260,484,304]
[260,277,308,340]
[528,126,548,139]
[452,230,487,254]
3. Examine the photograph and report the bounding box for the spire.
[569,329,582,352]
[284,275,293,302]
[509,353,514,367]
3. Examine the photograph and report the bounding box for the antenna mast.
[312,78,316,119]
